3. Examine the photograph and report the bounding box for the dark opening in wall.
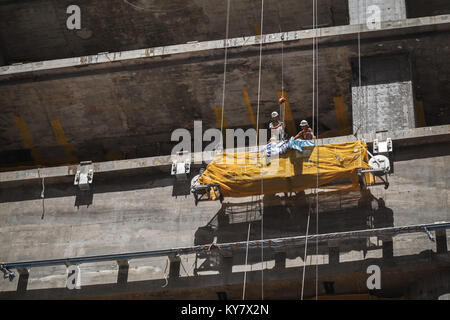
[217,292,228,300]
[323,281,335,295]
[0,149,33,166]
[406,0,450,18]
[351,54,412,86]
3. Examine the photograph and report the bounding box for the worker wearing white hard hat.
[269,110,285,142]
[294,119,315,140]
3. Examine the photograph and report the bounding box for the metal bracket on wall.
[171,151,191,181]
[0,264,15,281]
[74,161,94,190]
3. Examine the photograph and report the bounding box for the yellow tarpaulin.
[198,140,373,198]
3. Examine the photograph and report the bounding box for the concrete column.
[381,237,394,259]
[169,254,181,279]
[16,268,29,293]
[274,252,287,270]
[220,256,233,284]
[349,0,406,25]
[435,229,448,254]
[328,241,340,265]
[116,259,129,285]
[352,54,416,134]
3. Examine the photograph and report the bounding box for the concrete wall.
[406,0,450,18]
[352,82,416,133]
[405,272,450,299]
[0,143,448,298]
[349,0,406,25]
[352,54,416,134]
[2,31,450,168]
[0,0,349,63]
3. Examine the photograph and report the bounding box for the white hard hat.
[271,111,279,118]
[300,120,309,126]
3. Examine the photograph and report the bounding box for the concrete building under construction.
[0,0,449,300]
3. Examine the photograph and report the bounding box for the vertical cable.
[245,0,265,301]
[220,0,231,148]
[280,29,285,125]
[301,201,311,300]
[257,0,265,300]
[314,0,319,301]
[312,0,315,137]
[242,222,252,300]
[255,0,264,145]
[356,1,363,137]
[38,168,45,220]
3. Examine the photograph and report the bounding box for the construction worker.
[294,120,315,140]
[269,111,285,142]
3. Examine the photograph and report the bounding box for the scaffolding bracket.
[74,161,94,190]
[171,151,191,181]
[0,264,15,281]
[424,227,435,242]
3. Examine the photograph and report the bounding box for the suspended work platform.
[192,140,384,201]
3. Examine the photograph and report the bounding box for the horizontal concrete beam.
[0,14,449,77]
[2,251,449,299]
[0,125,448,183]
[3,221,449,270]
[322,124,450,145]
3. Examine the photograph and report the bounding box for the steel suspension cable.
[280,27,285,125]
[242,222,252,300]
[301,0,320,300]
[256,0,265,301]
[314,0,319,301]
[219,0,231,148]
[301,201,312,300]
[242,0,265,301]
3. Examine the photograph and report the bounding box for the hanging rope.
[256,0,265,301]
[357,3,362,137]
[219,0,231,149]
[301,0,320,300]
[162,257,169,288]
[314,0,319,301]
[300,200,312,300]
[242,222,252,300]
[353,0,365,138]
[280,28,286,126]
[255,0,264,144]
[241,0,265,300]
[38,168,45,220]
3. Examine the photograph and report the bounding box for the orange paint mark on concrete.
[213,106,228,130]
[242,89,257,129]
[50,119,78,163]
[333,96,351,134]
[13,116,42,162]
[105,152,123,161]
[253,21,261,35]
[415,100,427,127]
